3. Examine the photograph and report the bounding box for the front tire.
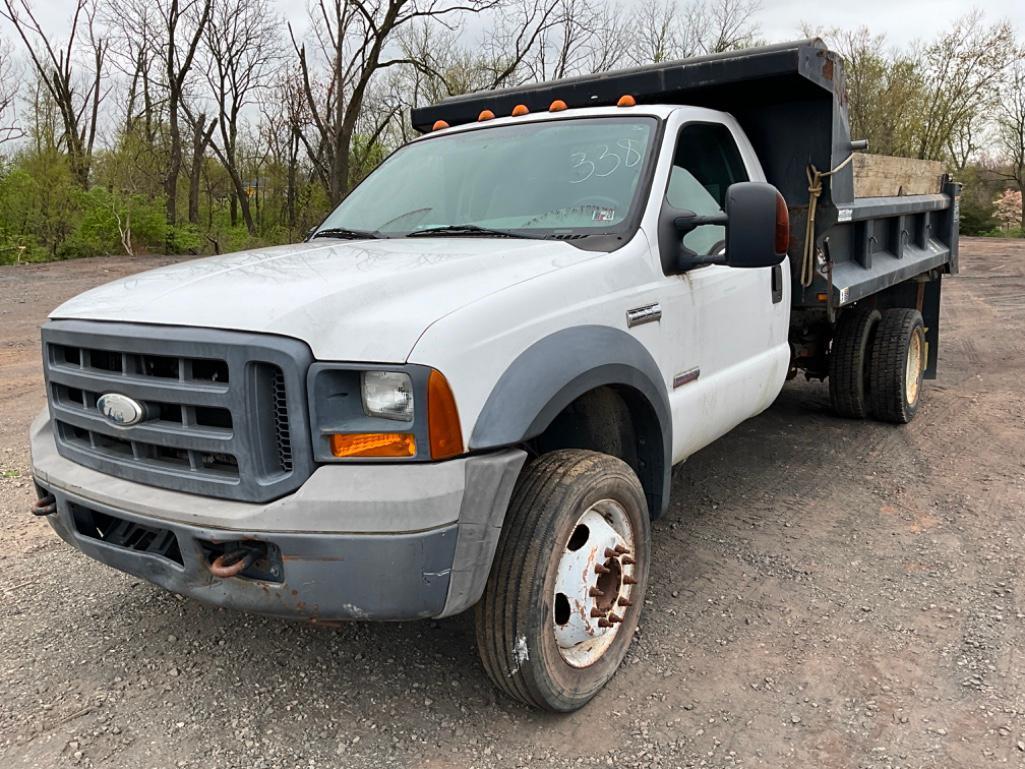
[475,449,650,712]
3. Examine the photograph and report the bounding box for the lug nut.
[588,587,605,598]
[622,555,636,566]
[614,544,628,554]
[618,597,633,607]
[597,618,612,628]
[609,614,624,624]
[623,575,638,585]
[595,563,611,575]
[604,548,618,559]
[590,607,606,618]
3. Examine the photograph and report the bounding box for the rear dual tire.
[829,306,925,424]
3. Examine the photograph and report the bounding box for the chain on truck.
[29,39,959,711]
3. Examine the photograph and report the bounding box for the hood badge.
[97,393,145,427]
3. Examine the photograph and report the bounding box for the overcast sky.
[10,0,1025,50]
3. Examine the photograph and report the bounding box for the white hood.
[50,238,592,361]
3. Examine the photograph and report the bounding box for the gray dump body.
[411,39,960,326]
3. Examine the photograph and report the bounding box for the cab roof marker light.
[432,119,449,131]
[511,104,530,116]
[549,99,568,112]
[617,94,636,107]
[478,109,495,121]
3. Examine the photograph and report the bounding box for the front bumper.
[30,412,525,621]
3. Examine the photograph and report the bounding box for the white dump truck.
[30,40,959,711]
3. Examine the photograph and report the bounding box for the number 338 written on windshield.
[569,140,643,184]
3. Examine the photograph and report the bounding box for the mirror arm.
[672,212,729,272]
[673,213,728,231]
[676,249,727,271]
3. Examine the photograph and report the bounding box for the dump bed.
[411,40,960,312]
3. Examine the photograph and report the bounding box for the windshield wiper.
[406,224,528,239]
[312,227,379,240]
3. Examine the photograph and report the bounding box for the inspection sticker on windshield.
[592,207,616,223]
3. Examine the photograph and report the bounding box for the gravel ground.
[2,239,1025,768]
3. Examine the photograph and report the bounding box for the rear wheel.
[869,308,926,423]
[828,307,881,419]
[475,449,650,712]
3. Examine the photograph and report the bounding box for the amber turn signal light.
[427,369,463,460]
[330,432,416,458]
[775,193,790,255]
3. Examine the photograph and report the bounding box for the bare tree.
[203,0,280,234]
[631,0,760,65]
[632,0,681,64]
[0,39,22,145]
[182,107,217,225]
[104,0,162,144]
[915,12,1016,161]
[993,61,1025,231]
[261,66,309,232]
[154,0,213,226]
[290,0,498,205]
[1,0,107,186]
[703,0,760,53]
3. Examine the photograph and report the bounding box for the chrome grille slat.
[42,320,314,502]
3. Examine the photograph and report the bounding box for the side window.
[666,123,749,256]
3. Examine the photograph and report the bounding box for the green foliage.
[979,226,1025,238]
[960,199,997,236]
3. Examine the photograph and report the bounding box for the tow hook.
[208,547,259,579]
[31,493,57,517]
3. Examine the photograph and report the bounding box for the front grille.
[42,320,313,502]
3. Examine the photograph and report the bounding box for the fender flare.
[469,325,672,516]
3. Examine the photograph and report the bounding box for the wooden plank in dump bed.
[853,154,944,198]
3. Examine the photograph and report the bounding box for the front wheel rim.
[551,499,638,669]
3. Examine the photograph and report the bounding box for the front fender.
[469,325,671,516]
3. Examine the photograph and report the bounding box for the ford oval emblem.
[97,393,145,427]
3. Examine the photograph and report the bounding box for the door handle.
[771,264,783,304]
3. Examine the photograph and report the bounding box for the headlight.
[307,363,462,462]
[361,371,414,421]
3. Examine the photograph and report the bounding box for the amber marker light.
[330,432,416,458]
[427,369,463,460]
[432,119,449,131]
[617,94,636,107]
[478,109,495,121]
[775,193,791,255]
[511,104,529,116]
[549,99,568,112]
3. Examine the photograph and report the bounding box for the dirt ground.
[1,239,1024,769]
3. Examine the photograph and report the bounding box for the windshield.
[317,117,657,238]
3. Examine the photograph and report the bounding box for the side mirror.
[668,182,789,272]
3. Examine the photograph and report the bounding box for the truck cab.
[30,40,958,712]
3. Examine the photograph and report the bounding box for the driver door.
[660,120,790,458]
